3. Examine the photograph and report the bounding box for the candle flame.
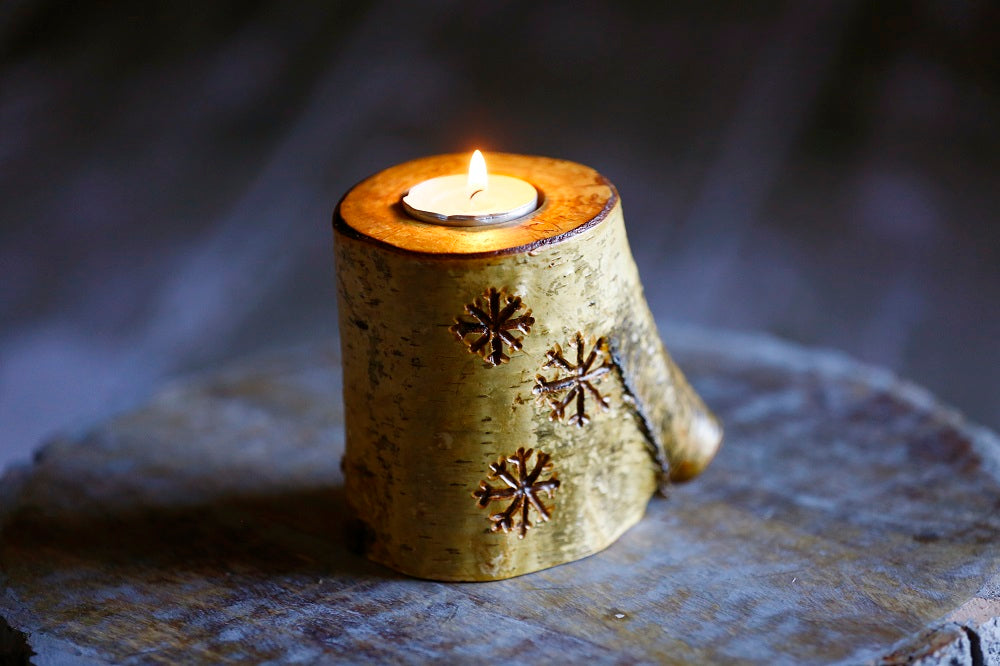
[468,149,488,198]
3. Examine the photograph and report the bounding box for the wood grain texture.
[1,329,998,664]
[335,153,615,256]
[334,156,721,579]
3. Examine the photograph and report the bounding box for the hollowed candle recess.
[332,152,722,581]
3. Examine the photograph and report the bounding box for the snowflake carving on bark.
[450,287,534,366]
[533,333,613,427]
[473,447,560,538]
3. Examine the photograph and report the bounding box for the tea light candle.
[402,150,538,226]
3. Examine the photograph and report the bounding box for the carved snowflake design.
[450,287,534,366]
[473,447,560,538]
[533,333,613,427]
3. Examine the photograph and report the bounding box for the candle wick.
[469,188,484,201]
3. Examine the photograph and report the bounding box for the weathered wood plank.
[1,328,998,664]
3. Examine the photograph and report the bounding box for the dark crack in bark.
[962,625,985,666]
[607,340,671,495]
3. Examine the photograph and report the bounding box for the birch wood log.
[333,153,722,580]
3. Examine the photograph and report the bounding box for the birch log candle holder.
[332,152,723,581]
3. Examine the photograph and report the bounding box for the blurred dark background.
[1,1,997,470]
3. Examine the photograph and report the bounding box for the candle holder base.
[333,153,722,581]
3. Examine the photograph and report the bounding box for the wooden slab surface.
[1,328,998,665]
